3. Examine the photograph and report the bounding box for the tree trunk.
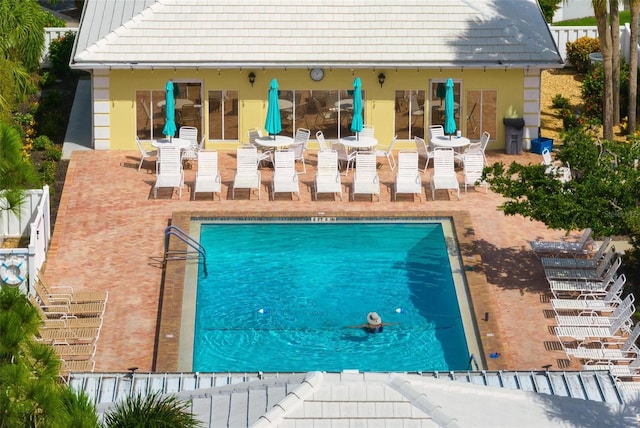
[611,0,620,125]
[629,1,639,134]
[594,0,615,140]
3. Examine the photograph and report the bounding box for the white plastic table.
[152,138,192,150]
[253,135,295,149]
[431,135,470,150]
[339,135,377,150]
[278,99,293,110]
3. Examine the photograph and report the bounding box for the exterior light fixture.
[378,73,386,87]
[248,72,256,87]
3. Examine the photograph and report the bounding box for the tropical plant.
[565,36,600,74]
[582,61,632,124]
[102,391,201,428]
[49,32,77,77]
[0,122,39,217]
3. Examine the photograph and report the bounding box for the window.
[208,90,238,141]
[394,90,425,139]
[430,80,461,131]
[465,90,497,141]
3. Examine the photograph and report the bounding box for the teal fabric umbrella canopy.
[162,80,177,139]
[444,78,457,137]
[350,77,363,139]
[264,78,282,139]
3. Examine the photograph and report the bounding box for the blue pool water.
[193,221,470,372]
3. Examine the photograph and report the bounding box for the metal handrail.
[163,226,207,277]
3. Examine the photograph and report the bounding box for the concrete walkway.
[62,77,92,160]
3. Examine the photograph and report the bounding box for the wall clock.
[310,68,324,81]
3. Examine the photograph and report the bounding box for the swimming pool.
[183,218,480,373]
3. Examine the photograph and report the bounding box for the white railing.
[42,27,78,68]
[0,186,51,294]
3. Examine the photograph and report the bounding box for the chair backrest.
[411,95,424,114]
[604,273,626,302]
[433,147,455,176]
[479,131,490,151]
[179,126,198,144]
[292,142,305,159]
[463,152,484,183]
[274,150,296,174]
[465,142,482,154]
[386,135,398,152]
[196,151,218,177]
[317,150,339,176]
[295,128,311,147]
[429,125,444,140]
[577,228,593,248]
[236,146,258,174]
[611,294,635,321]
[248,128,262,145]
[355,152,377,178]
[331,142,349,160]
[397,151,419,177]
[541,148,553,166]
[316,131,328,151]
[135,136,146,155]
[360,125,375,138]
[622,321,640,352]
[414,136,428,157]
[158,146,182,174]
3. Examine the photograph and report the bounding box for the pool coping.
[154,210,509,372]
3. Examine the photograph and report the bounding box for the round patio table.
[253,135,295,150]
[339,135,377,150]
[152,138,192,150]
[431,135,470,150]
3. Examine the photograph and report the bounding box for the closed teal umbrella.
[162,80,177,139]
[265,78,282,139]
[444,78,456,138]
[350,77,363,140]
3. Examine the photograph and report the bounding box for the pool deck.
[43,148,583,373]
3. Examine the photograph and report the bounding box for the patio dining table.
[431,135,470,150]
[152,138,193,150]
[339,135,377,151]
[253,135,295,150]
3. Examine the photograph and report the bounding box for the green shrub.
[566,36,600,74]
[40,160,57,185]
[561,109,580,131]
[551,94,570,110]
[43,12,66,28]
[582,61,632,122]
[49,32,76,77]
[33,135,52,151]
[45,144,62,162]
[38,110,65,143]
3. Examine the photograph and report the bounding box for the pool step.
[68,369,627,410]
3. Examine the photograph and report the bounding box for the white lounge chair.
[394,151,422,201]
[272,150,300,200]
[314,150,342,201]
[544,251,617,281]
[554,295,634,328]
[566,322,640,362]
[179,126,200,166]
[478,131,490,165]
[462,151,487,193]
[352,152,380,201]
[316,130,328,152]
[541,237,612,269]
[135,136,157,172]
[530,228,595,256]
[153,145,184,199]
[582,355,640,379]
[375,135,397,171]
[292,127,311,174]
[192,151,221,200]
[430,147,459,200]
[548,258,621,299]
[555,310,631,343]
[232,146,261,200]
[415,136,434,173]
[550,274,627,313]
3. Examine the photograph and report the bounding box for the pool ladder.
[163,226,207,277]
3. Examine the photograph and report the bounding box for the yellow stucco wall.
[108,68,526,151]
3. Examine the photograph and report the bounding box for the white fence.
[549,24,638,65]
[42,27,78,68]
[0,186,52,294]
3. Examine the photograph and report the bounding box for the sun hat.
[367,312,382,326]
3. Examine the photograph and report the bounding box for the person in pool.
[347,312,397,333]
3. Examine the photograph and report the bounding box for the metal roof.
[72,0,563,70]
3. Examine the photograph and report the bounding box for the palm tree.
[103,391,201,428]
[610,0,620,125]
[591,0,615,140]
[629,0,640,134]
[0,0,48,72]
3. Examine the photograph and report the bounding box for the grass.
[554,11,631,26]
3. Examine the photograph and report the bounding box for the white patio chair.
[479,131,490,165]
[135,136,157,172]
[428,124,444,141]
[314,149,342,201]
[232,146,261,200]
[179,126,199,166]
[360,125,375,139]
[529,228,595,257]
[331,141,356,176]
[394,151,422,202]
[248,128,273,167]
[541,148,571,183]
[292,128,311,173]
[555,295,635,328]
[566,322,640,362]
[352,152,380,201]
[272,150,300,200]
[375,135,397,171]
[316,130,328,151]
[415,136,434,173]
[430,147,459,200]
[192,151,221,200]
[462,151,487,193]
[153,145,184,199]
[551,274,627,314]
